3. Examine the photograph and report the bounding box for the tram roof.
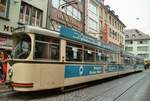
[13,25,60,37]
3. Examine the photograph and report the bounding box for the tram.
[6,25,144,91]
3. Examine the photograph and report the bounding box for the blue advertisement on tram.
[65,65,103,78]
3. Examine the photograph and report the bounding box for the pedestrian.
[2,54,8,82]
[0,60,2,82]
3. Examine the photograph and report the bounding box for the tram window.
[96,51,102,62]
[34,35,60,61]
[101,53,108,62]
[50,43,60,60]
[66,42,82,61]
[12,34,31,59]
[34,42,49,59]
[84,47,95,62]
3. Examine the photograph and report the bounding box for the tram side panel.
[10,63,121,91]
[10,63,64,91]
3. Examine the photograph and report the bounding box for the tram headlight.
[8,68,13,78]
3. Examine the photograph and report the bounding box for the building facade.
[47,0,84,32]
[99,4,126,64]
[124,29,150,65]
[107,8,126,64]
[84,0,101,39]
[0,0,48,57]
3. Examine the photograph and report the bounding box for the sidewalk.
[0,81,12,93]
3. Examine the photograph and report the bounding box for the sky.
[105,0,150,35]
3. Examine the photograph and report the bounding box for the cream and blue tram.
[7,25,138,91]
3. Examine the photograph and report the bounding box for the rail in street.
[0,70,150,101]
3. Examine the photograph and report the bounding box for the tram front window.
[12,34,31,59]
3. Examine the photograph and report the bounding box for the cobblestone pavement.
[0,70,150,101]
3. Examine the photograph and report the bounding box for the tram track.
[58,72,138,97]
[113,75,145,101]
[0,71,146,101]
[86,72,146,101]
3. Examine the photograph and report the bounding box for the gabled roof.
[124,29,150,40]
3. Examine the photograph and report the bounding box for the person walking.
[2,54,8,82]
[0,60,2,82]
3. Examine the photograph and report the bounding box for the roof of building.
[124,29,150,40]
[103,5,126,27]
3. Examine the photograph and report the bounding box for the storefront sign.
[3,25,14,33]
[57,13,80,28]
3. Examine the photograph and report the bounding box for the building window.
[112,19,114,26]
[67,6,73,16]
[73,8,78,19]
[89,1,97,15]
[137,54,149,59]
[31,8,42,26]
[140,41,143,44]
[19,2,42,27]
[52,0,59,9]
[132,34,135,38]
[0,0,8,17]
[125,40,132,44]
[125,35,129,38]
[52,0,81,21]
[125,47,133,51]
[88,18,97,31]
[100,7,103,17]
[109,16,111,24]
[137,40,148,44]
[137,46,149,51]
[19,4,31,24]
[78,0,82,2]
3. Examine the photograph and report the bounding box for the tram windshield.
[12,34,31,59]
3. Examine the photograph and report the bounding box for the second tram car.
[7,26,144,91]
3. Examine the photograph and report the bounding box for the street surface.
[0,70,150,101]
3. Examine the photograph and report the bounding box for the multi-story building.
[47,0,84,32]
[99,4,126,64]
[0,0,48,58]
[124,29,150,65]
[107,8,126,64]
